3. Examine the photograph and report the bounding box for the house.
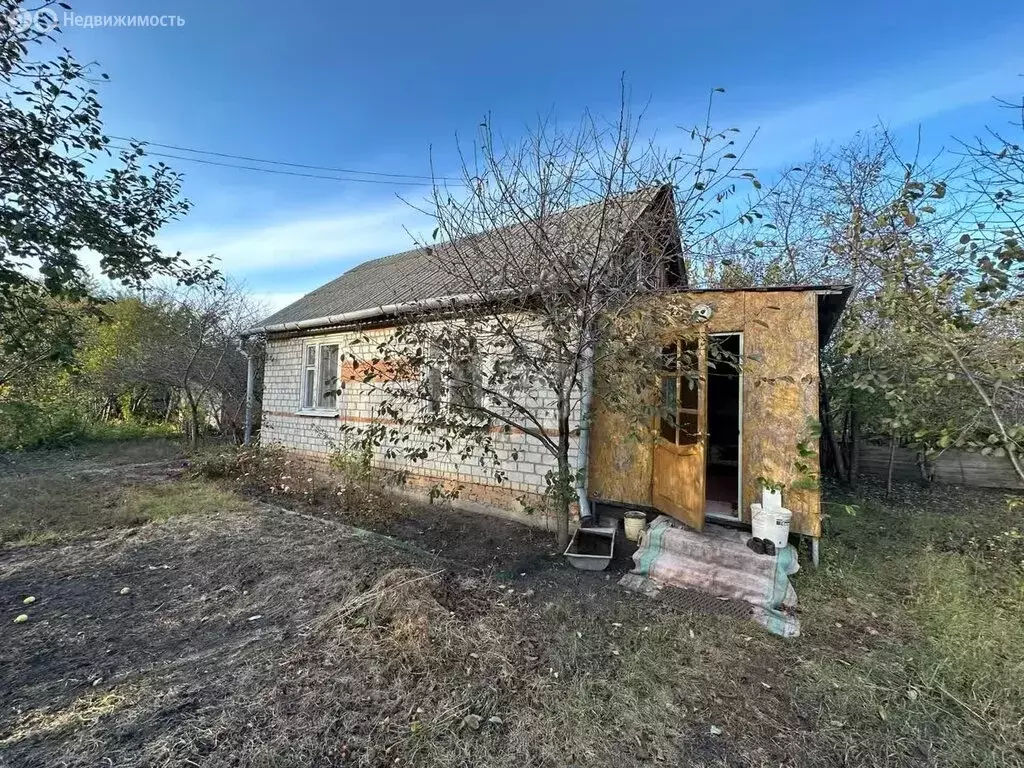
[241,187,849,562]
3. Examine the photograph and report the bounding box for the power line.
[108,134,459,183]
[109,144,460,187]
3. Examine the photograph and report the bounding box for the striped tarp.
[619,516,801,637]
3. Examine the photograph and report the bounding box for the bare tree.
[338,93,767,547]
[88,280,265,445]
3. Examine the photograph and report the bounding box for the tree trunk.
[849,407,861,488]
[164,390,178,423]
[555,399,572,550]
[886,431,898,497]
[819,361,847,480]
[916,451,933,484]
[184,390,200,448]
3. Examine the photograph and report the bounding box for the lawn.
[1,442,1021,767]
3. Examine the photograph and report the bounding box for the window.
[448,339,482,411]
[300,342,340,411]
[424,338,482,415]
[659,339,701,445]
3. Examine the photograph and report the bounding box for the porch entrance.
[652,335,707,530]
[651,332,743,530]
[705,333,742,520]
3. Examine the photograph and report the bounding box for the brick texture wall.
[261,329,581,520]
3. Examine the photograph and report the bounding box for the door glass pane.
[661,343,677,371]
[678,411,699,444]
[680,374,699,410]
[679,338,700,410]
[305,346,316,366]
[659,376,677,443]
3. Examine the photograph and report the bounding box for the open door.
[652,335,708,530]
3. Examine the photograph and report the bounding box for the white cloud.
[251,290,306,313]
[159,195,433,278]
[651,28,1024,173]
[734,65,1022,171]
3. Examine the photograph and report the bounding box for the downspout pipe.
[575,340,595,527]
[235,339,255,446]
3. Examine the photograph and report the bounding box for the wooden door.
[651,335,708,530]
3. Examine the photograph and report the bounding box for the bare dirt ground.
[1,441,1022,767]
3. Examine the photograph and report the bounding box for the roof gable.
[252,186,675,333]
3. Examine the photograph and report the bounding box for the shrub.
[0,401,90,450]
[0,400,181,451]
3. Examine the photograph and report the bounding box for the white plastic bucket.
[761,488,783,513]
[750,503,792,550]
[623,511,647,542]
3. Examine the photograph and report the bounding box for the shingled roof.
[249,185,674,334]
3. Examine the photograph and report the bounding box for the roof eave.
[239,289,520,337]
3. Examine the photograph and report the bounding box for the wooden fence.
[858,443,1023,490]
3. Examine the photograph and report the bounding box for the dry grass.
[792,482,1024,767]
[2,443,1022,767]
[0,439,243,546]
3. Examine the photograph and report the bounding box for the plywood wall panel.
[587,389,654,507]
[587,290,824,537]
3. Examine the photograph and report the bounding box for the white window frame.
[298,341,341,415]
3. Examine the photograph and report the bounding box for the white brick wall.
[260,328,581,501]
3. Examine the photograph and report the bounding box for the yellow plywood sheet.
[587,290,823,537]
[738,292,821,536]
[587,390,653,507]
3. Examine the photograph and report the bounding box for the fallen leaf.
[709,725,722,736]
[247,615,263,621]
[487,716,503,725]
[462,714,482,730]
[119,587,131,596]
[22,596,35,605]
[14,614,28,624]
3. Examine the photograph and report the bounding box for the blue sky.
[60,0,1024,312]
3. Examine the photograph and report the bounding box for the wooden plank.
[858,443,1024,490]
[587,389,654,507]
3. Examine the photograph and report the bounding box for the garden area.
[1,440,1021,767]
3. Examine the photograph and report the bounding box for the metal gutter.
[239,290,518,337]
